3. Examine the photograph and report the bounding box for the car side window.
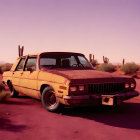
[16,58,25,71]
[25,57,37,71]
[40,58,56,66]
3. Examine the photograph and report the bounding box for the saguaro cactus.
[89,54,95,63]
[89,54,97,66]
[89,54,92,63]
[18,45,24,57]
[122,58,125,65]
[103,56,109,64]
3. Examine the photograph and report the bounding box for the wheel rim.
[44,90,57,108]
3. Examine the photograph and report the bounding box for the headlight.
[78,85,85,91]
[125,83,130,89]
[130,83,135,89]
[70,86,77,92]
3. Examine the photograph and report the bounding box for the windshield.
[40,54,93,70]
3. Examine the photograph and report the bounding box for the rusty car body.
[2,52,139,112]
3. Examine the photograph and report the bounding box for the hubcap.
[44,90,57,108]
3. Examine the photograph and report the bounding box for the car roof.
[22,52,85,57]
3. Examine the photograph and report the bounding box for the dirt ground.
[0,74,140,140]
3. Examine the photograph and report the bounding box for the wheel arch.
[40,84,54,95]
[7,80,11,86]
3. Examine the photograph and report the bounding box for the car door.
[12,57,26,92]
[19,56,39,98]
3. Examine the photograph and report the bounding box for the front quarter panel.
[2,71,13,85]
[38,71,70,103]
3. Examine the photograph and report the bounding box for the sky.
[0,0,140,64]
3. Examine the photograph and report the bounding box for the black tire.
[8,82,19,98]
[41,87,63,112]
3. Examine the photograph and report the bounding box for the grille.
[88,82,125,94]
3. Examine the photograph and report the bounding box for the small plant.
[0,82,9,101]
[120,62,139,75]
[0,91,8,101]
[0,82,5,91]
[0,67,2,74]
[0,82,10,101]
[97,63,116,72]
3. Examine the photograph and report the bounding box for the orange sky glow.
[0,0,140,64]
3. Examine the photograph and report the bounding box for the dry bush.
[97,63,116,72]
[120,63,139,75]
[0,91,8,101]
[0,63,13,73]
[0,82,5,91]
[0,82,10,101]
[91,59,98,67]
[0,67,2,74]
[0,82,9,101]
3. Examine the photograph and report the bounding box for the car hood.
[47,69,134,84]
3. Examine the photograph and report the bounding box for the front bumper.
[63,91,139,106]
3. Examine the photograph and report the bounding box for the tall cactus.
[18,45,21,57]
[103,56,109,64]
[89,54,92,63]
[89,54,97,66]
[122,58,125,65]
[89,54,95,63]
[18,45,24,57]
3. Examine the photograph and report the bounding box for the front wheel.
[41,87,63,112]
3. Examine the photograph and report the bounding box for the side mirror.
[26,67,33,72]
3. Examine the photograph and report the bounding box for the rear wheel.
[8,82,19,98]
[41,87,63,112]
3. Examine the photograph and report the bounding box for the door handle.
[20,72,23,75]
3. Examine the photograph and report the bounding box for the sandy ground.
[0,74,140,140]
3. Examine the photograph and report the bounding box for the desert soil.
[0,74,140,140]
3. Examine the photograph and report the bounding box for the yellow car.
[2,52,139,112]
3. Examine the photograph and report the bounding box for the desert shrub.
[0,67,2,74]
[0,91,6,101]
[0,91,10,101]
[0,82,5,91]
[0,63,13,72]
[97,63,116,72]
[0,82,8,101]
[120,63,139,74]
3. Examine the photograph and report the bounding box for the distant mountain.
[112,62,122,65]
